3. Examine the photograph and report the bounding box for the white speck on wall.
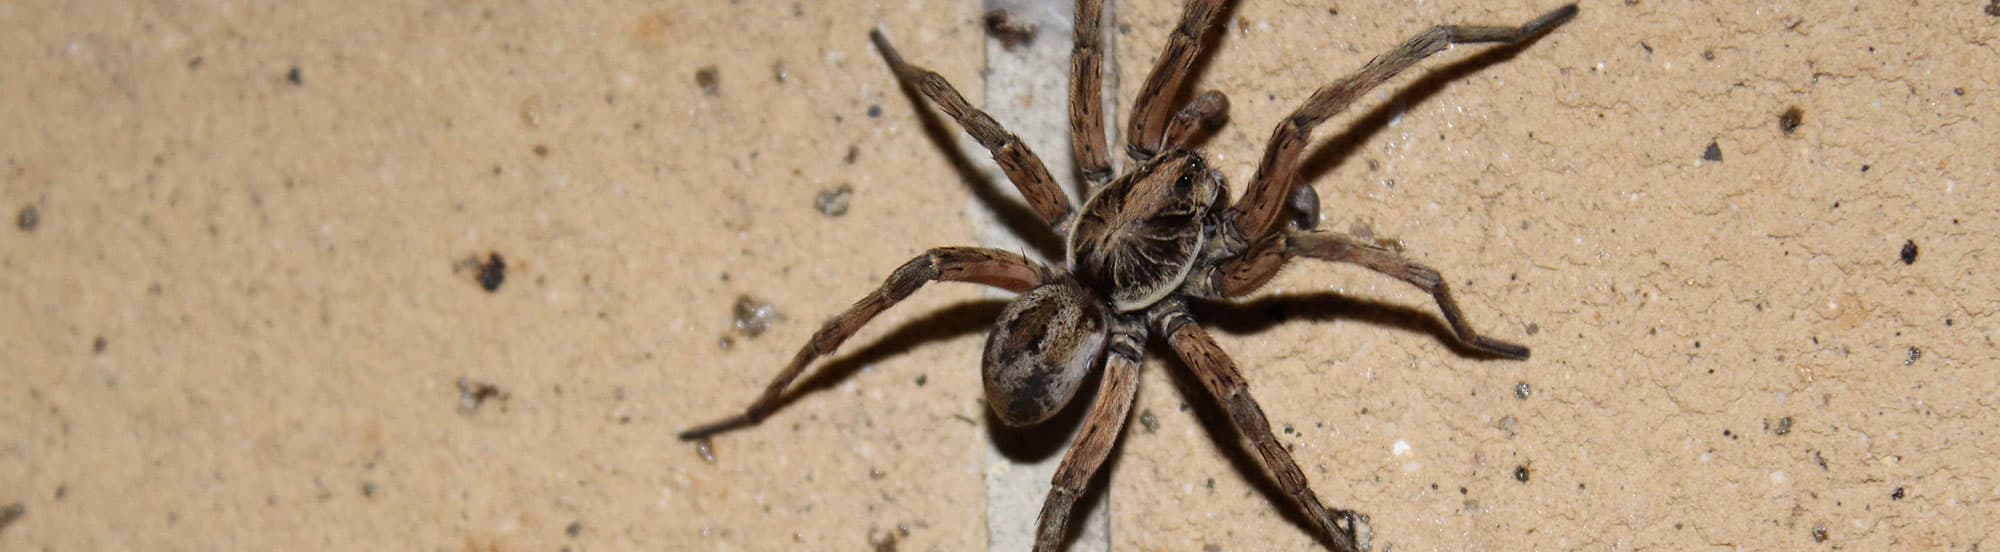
[1392,439,1411,457]
[1402,461,1422,473]
[1770,470,1787,484]
[1699,452,1712,463]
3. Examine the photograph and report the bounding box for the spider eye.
[1173,173,1194,195]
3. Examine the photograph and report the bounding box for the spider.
[683,2,1577,550]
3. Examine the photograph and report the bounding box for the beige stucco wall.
[4,1,1995,550]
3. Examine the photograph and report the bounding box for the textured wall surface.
[4,1,1995,550]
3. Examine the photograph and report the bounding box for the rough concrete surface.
[3,1,1995,551]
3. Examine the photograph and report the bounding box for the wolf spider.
[683,2,1577,550]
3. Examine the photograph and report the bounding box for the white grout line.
[966,1,1118,551]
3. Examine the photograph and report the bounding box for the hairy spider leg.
[679,248,1046,440]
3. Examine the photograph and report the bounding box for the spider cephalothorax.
[683,2,1575,551]
[1069,148,1228,311]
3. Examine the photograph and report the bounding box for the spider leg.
[1126,0,1233,162]
[1154,301,1368,552]
[1285,231,1529,358]
[1229,5,1578,246]
[1198,231,1528,360]
[1069,0,1114,187]
[870,30,1075,234]
[1160,90,1230,154]
[1033,319,1145,552]
[679,248,1047,440]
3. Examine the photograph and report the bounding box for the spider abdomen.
[982,278,1110,426]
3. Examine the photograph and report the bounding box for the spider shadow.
[884,54,1068,261]
[1159,292,1519,548]
[1197,291,1518,359]
[774,299,1009,414]
[1294,27,1563,188]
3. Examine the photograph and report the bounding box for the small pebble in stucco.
[732,296,780,338]
[695,65,720,96]
[816,184,854,217]
[0,502,22,534]
[1779,106,1803,134]
[477,252,507,292]
[983,9,1039,49]
[16,204,37,232]
[695,438,716,464]
[455,377,506,415]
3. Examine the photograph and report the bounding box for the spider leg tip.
[1532,4,1581,33]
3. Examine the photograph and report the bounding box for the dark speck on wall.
[866,104,882,118]
[16,204,37,232]
[93,336,107,354]
[455,377,506,415]
[1514,464,1531,483]
[732,295,780,337]
[1905,346,1921,366]
[1702,141,1723,162]
[286,66,303,86]
[0,502,21,532]
[983,8,1039,49]
[695,66,720,96]
[0,502,22,533]
[1899,240,1917,264]
[477,252,507,292]
[815,184,854,217]
[1891,487,1905,500]
[1779,106,1803,134]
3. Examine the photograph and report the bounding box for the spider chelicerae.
[683,2,1577,550]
